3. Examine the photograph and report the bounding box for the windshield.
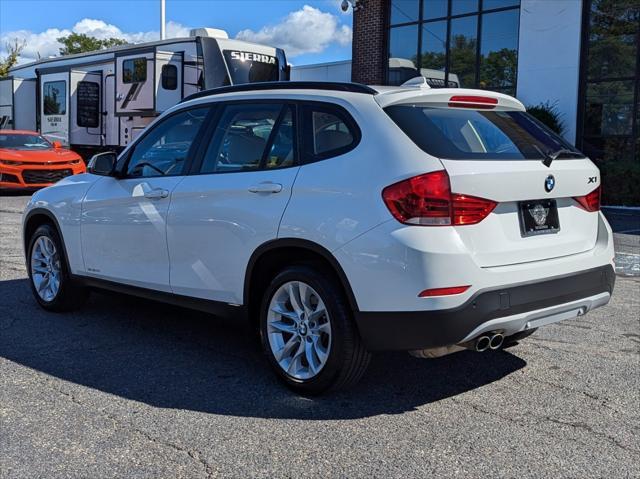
[223,50,279,84]
[0,134,51,150]
[384,105,584,161]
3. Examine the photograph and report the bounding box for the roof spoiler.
[375,87,526,111]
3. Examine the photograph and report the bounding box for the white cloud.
[0,19,192,64]
[235,5,352,57]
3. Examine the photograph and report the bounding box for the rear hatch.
[381,89,601,267]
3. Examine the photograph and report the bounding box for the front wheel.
[259,265,371,395]
[27,224,88,311]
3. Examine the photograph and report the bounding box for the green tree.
[0,39,26,77]
[57,33,127,55]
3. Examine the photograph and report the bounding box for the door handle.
[248,182,283,194]
[144,188,169,199]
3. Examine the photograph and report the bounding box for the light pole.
[160,0,166,40]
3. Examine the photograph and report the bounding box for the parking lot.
[1,193,639,478]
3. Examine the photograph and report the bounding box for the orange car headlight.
[0,159,24,166]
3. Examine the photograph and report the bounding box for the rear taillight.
[382,170,497,226]
[448,95,498,109]
[574,186,601,212]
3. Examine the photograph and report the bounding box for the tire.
[259,264,371,395]
[26,223,89,312]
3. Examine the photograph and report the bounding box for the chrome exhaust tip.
[489,333,504,350]
[475,335,491,352]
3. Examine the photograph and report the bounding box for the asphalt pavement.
[1,193,639,478]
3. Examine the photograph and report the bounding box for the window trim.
[299,102,362,164]
[122,57,148,84]
[161,64,178,90]
[260,104,296,170]
[43,80,67,115]
[76,80,100,128]
[117,104,214,179]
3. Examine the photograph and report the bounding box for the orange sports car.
[0,130,86,190]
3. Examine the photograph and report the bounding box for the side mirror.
[87,151,118,176]
[52,141,63,149]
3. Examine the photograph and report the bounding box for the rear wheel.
[27,224,88,311]
[259,264,371,395]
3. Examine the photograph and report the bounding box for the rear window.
[385,105,584,160]
[223,50,279,84]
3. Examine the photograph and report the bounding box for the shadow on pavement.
[0,278,526,419]
[0,189,35,197]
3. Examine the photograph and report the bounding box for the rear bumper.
[355,265,615,351]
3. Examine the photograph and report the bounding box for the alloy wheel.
[266,281,332,380]
[30,235,61,302]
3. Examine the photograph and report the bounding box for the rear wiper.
[549,148,582,161]
[533,145,581,168]
[532,144,553,167]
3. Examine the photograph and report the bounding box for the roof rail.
[180,81,378,103]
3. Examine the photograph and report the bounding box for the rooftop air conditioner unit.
[189,28,229,39]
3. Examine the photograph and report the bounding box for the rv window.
[161,64,178,90]
[222,50,279,84]
[77,81,100,128]
[123,58,147,83]
[44,81,66,115]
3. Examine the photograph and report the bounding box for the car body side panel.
[22,173,99,274]
[278,95,444,252]
[167,167,300,304]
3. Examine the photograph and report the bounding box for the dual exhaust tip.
[474,332,504,352]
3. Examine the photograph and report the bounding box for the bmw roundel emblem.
[545,174,555,193]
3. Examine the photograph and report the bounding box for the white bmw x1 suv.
[23,81,615,394]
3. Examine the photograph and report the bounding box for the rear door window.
[385,105,584,160]
[199,103,284,174]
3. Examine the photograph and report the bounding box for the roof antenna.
[401,76,431,88]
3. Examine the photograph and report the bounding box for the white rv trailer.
[0,76,37,130]
[5,28,288,157]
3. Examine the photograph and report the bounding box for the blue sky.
[0,0,353,65]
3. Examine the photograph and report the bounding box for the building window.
[387,0,520,94]
[578,0,639,205]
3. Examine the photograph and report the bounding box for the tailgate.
[443,158,600,267]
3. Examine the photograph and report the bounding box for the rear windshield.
[223,50,279,84]
[0,134,51,150]
[385,104,584,160]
